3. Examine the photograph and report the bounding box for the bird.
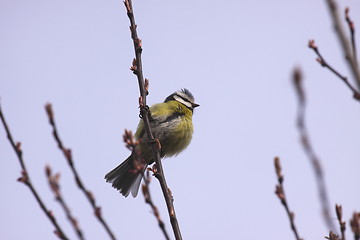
[105,88,199,197]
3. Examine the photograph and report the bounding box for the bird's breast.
[154,113,193,157]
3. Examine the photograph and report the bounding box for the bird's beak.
[192,103,200,108]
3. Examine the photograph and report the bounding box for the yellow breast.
[135,100,194,159]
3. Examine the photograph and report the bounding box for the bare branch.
[123,129,169,240]
[122,128,167,238]
[345,8,357,65]
[335,204,346,240]
[45,165,85,240]
[308,40,360,101]
[44,103,117,240]
[123,1,183,239]
[326,231,341,240]
[142,170,170,240]
[324,0,360,89]
[274,157,303,240]
[292,67,337,232]
[0,103,69,240]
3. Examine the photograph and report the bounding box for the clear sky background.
[1,0,359,239]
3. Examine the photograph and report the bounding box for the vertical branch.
[123,130,170,239]
[335,204,346,240]
[142,170,170,240]
[292,67,337,232]
[345,8,357,65]
[45,103,117,240]
[123,1,183,239]
[0,104,69,240]
[324,0,360,88]
[274,157,303,240]
[45,165,85,240]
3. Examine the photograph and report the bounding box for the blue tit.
[105,89,199,197]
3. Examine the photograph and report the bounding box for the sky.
[1,0,360,239]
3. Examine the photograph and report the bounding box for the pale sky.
[1,1,360,239]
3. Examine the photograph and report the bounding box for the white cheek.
[174,95,192,108]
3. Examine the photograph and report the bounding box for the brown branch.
[123,129,139,151]
[142,170,170,240]
[350,212,360,240]
[0,103,69,240]
[123,1,183,239]
[324,0,360,89]
[123,129,148,174]
[123,130,169,239]
[345,8,357,66]
[326,231,341,240]
[44,103,116,240]
[335,204,346,240]
[292,67,337,232]
[45,165,85,240]
[274,157,303,240]
[308,40,360,101]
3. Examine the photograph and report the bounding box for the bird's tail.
[105,155,147,197]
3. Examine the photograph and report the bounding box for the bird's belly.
[154,117,193,157]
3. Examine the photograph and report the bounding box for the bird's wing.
[134,103,170,139]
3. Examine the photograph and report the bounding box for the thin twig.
[123,130,170,239]
[350,212,360,240]
[45,103,116,240]
[335,204,346,240]
[345,8,357,66]
[274,157,303,240]
[292,67,337,232]
[308,40,360,101]
[326,231,341,240]
[123,0,183,239]
[0,103,69,240]
[324,0,360,89]
[142,170,170,240]
[45,165,85,240]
